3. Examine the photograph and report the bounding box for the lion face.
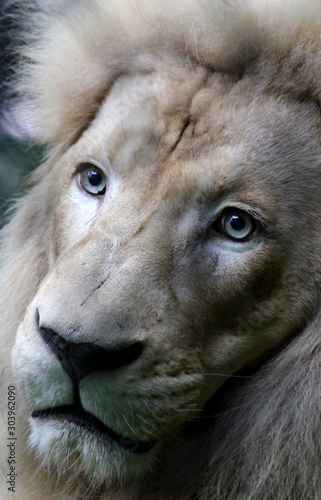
[12,69,321,487]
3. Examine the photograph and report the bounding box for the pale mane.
[1,1,321,499]
[8,0,321,144]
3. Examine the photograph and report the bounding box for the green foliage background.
[0,2,43,227]
[0,136,43,226]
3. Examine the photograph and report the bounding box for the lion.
[1,0,321,498]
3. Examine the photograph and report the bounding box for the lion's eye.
[218,210,256,241]
[79,164,106,195]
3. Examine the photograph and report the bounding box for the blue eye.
[79,164,106,195]
[220,210,256,241]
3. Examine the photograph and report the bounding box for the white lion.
[1,0,321,498]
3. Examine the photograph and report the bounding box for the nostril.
[36,309,144,384]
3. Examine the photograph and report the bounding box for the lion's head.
[2,1,321,499]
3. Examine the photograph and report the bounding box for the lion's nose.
[37,320,144,385]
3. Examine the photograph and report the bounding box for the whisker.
[203,372,253,379]
[121,413,141,440]
[135,414,159,440]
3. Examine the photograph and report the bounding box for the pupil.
[88,170,102,187]
[230,215,246,231]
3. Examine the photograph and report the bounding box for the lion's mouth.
[32,405,155,454]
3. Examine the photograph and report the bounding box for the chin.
[28,414,158,488]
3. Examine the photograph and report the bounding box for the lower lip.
[32,405,155,454]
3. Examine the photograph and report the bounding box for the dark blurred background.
[0,2,43,227]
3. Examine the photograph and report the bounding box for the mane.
[1,1,321,498]
[5,0,321,144]
[204,314,321,499]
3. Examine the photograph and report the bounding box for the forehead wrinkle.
[85,68,210,170]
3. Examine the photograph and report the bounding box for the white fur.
[11,0,321,143]
[2,1,321,499]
